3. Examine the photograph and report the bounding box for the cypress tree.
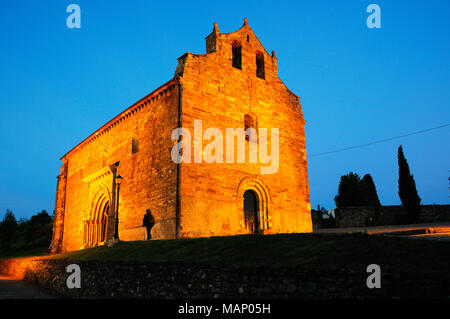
[398,145,421,223]
[360,174,381,208]
[360,174,381,223]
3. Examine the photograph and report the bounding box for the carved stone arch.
[93,195,107,221]
[235,176,271,231]
[85,183,112,247]
[89,183,112,220]
[82,164,118,248]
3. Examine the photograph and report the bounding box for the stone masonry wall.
[176,20,312,237]
[0,257,447,298]
[53,19,313,253]
[335,205,450,228]
[56,80,179,252]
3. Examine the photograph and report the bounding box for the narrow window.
[244,113,258,141]
[132,138,139,154]
[247,34,250,42]
[256,52,265,79]
[232,40,242,69]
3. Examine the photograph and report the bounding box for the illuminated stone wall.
[176,20,311,237]
[52,81,179,252]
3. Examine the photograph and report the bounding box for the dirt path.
[315,221,450,238]
[0,274,58,299]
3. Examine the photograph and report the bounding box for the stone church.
[50,19,312,253]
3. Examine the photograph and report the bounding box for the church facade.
[51,19,312,253]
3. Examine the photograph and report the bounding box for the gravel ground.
[0,274,58,299]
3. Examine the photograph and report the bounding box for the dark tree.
[360,174,381,223]
[398,145,421,223]
[29,210,52,226]
[334,172,365,208]
[360,174,381,208]
[25,210,53,243]
[0,209,18,249]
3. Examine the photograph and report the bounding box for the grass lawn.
[40,233,450,274]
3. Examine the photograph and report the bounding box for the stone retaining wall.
[334,205,450,228]
[0,257,448,298]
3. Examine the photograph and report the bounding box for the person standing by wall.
[143,209,155,240]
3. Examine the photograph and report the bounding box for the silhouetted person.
[143,209,155,240]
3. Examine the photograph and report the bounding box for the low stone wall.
[335,205,450,228]
[0,257,448,298]
[419,205,450,223]
[310,210,322,230]
[335,207,374,228]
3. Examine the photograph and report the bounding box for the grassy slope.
[0,222,52,259]
[0,246,49,259]
[45,233,450,274]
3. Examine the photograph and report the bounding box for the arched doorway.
[84,196,110,247]
[99,201,109,242]
[243,190,260,234]
[236,177,271,232]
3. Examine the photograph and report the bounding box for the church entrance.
[243,190,260,234]
[83,198,110,247]
[98,201,109,242]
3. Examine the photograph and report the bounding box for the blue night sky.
[0,1,449,219]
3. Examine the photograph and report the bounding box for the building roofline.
[60,77,179,160]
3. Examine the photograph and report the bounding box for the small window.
[244,114,258,141]
[256,52,265,79]
[232,40,242,69]
[247,34,250,42]
[132,138,139,154]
